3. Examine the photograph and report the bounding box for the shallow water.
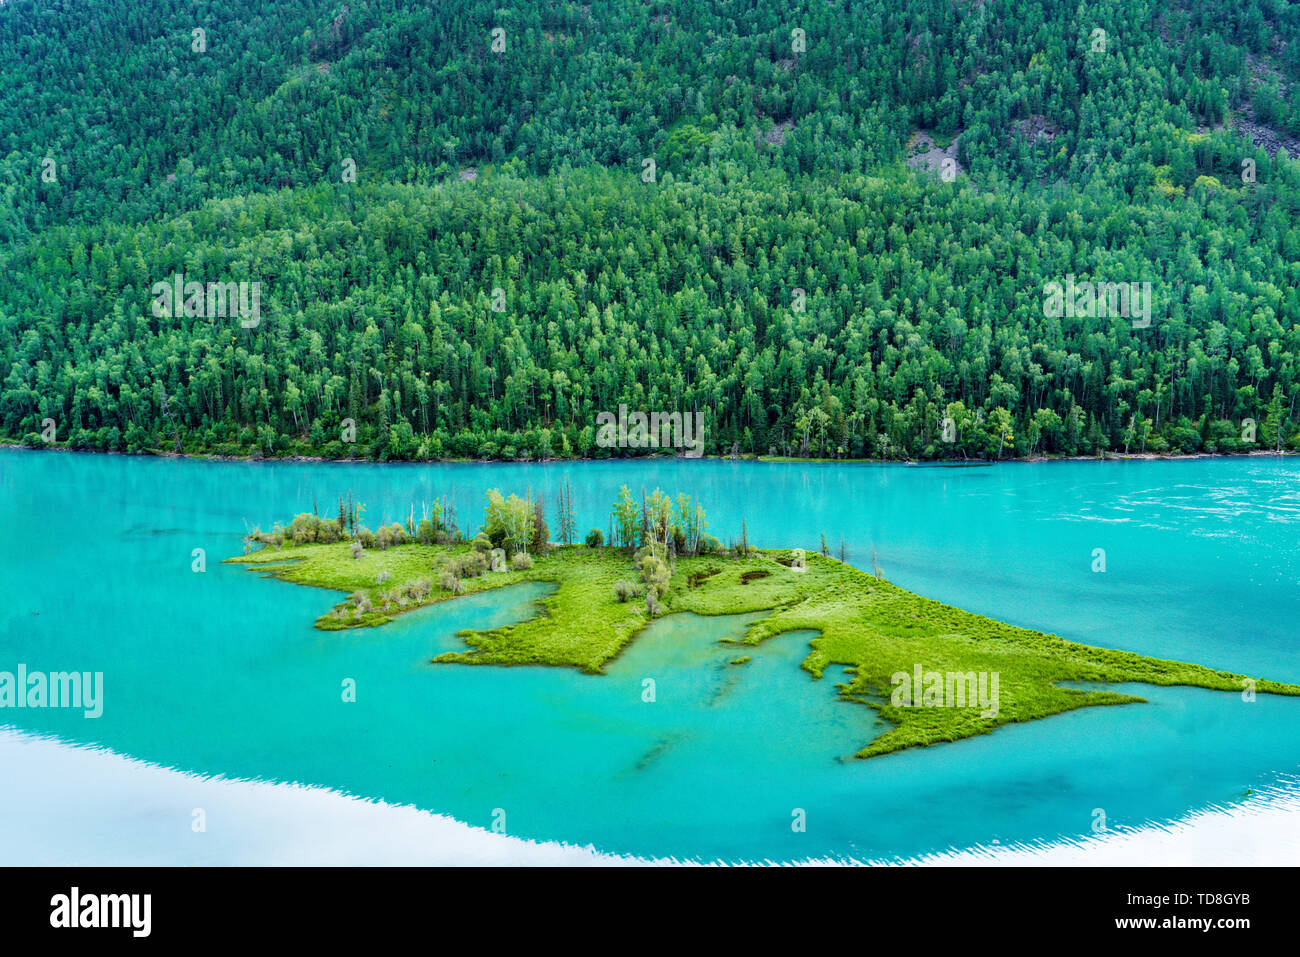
[1,450,1298,862]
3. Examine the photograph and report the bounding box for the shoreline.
[3,727,1297,866]
[3,442,1296,467]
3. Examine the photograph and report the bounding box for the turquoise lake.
[1,449,1299,862]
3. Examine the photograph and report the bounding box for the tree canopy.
[3,0,1299,459]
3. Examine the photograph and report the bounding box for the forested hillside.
[3,0,1300,459]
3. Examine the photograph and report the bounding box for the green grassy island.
[228,488,1300,760]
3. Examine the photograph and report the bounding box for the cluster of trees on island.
[245,484,788,617]
[5,0,1300,461]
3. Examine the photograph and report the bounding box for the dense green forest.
[3,0,1300,459]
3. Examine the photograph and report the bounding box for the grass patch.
[227,543,1300,759]
[688,566,722,587]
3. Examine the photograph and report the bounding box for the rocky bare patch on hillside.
[1233,106,1300,159]
[906,130,963,178]
[764,118,794,146]
[1012,114,1059,144]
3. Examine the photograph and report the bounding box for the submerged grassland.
[227,543,1300,759]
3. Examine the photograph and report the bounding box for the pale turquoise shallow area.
[1,449,1298,862]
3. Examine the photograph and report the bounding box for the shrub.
[472,532,493,552]
[1167,424,1202,453]
[251,525,288,550]
[356,526,376,549]
[509,552,534,571]
[449,551,488,578]
[318,519,342,543]
[613,579,641,603]
[350,540,363,559]
[438,570,459,592]
[585,528,605,547]
[375,522,409,549]
[289,513,320,544]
